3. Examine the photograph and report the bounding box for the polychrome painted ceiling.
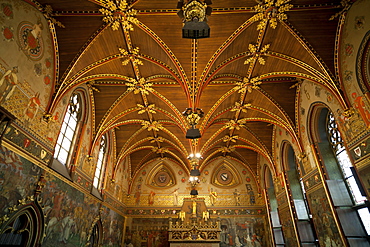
[39,0,344,183]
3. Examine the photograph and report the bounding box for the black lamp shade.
[186,128,201,139]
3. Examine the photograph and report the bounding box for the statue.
[192,201,197,215]
[233,189,240,206]
[209,188,217,206]
[179,211,186,221]
[202,211,209,221]
[171,188,179,205]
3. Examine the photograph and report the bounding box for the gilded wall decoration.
[3,124,52,163]
[340,0,370,106]
[349,138,370,162]
[146,163,176,188]
[211,162,240,188]
[302,172,321,192]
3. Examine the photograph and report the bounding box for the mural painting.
[307,187,344,247]
[125,218,169,247]
[0,146,40,214]
[40,172,100,247]
[0,146,125,247]
[278,208,297,247]
[219,217,266,247]
[101,206,125,246]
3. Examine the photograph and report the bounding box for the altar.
[168,197,221,247]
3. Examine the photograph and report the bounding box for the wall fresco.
[0,146,125,247]
[218,216,267,247]
[0,0,57,148]
[306,187,344,247]
[278,208,297,247]
[125,218,170,247]
[0,145,40,214]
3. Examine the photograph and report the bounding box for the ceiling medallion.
[126,77,153,95]
[99,0,139,31]
[244,43,270,65]
[234,77,261,94]
[231,102,251,114]
[151,146,168,154]
[252,0,293,30]
[224,119,247,131]
[142,120,163,132]
[137,103,156,115]
[223,135,239,143]
[119,47,143,66]
[218,146,236,154]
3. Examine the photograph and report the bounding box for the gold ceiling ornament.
[137,103,156,114]
[218,146,236,154]
[119,47,143,66]
[244,43,270,65]
[224,118,247,130]
[223,135,239,143]
[152,146,169,154]
[329,0,352,20]
[40,4,65,28]
[142,120,163,132]
[183,108,204,126]
[42,112,53,123]
[234,77,261,94]
[126,77,153,95]
[187,112,201,126]
[99,0,139,31]
[182,0,207,23]
[149,136,164,143]
[252,0,293,30]
[231,102,252,113]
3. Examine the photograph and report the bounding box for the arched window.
[264,168,285,246]
[326,111,370,235]
[313,107,370,245]
[54,92,83,167]
[87,220,102,247]
[93,135,107,189]
[0,205,44,246]
[283,144,317,246]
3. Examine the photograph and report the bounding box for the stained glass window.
[93,135,107,189]
[327,111,370,235]
[54,93,82,166]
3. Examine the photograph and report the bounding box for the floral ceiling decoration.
[99,0,139,31]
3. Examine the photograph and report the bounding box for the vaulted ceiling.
[40,0,343,182]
